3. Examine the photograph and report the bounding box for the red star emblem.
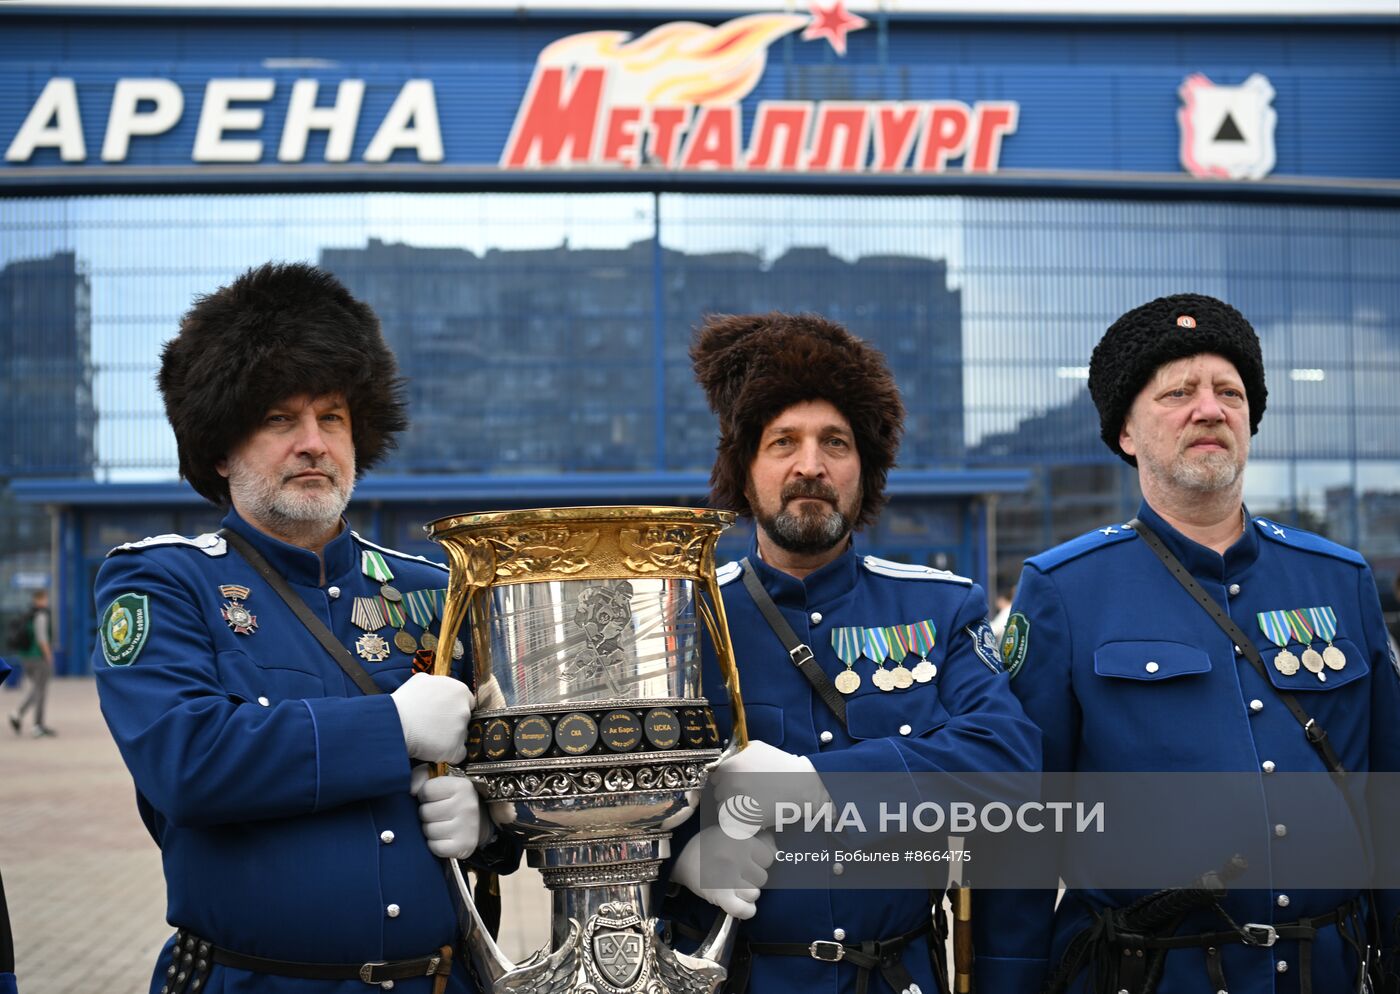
[803,0,869,56]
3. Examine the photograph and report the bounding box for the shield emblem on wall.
[1178,72,1277,181]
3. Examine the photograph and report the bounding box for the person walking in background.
[8,589,55,738]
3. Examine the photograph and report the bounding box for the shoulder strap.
[219,528,382,697]
[739,557,847,728]
[1127,518,1343,774]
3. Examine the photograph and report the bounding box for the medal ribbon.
[831,628,861,665]
[219,584,251,601]
[361,550,395,582]
[1256,611,1290,649]
[1283,609,1315,646]
[862,626,891,663]
[1307,606,1338,644]
[381,597,406,629]
[885,626,909,662]
[352,596,387,631]
[404,588,438,629]
[904,619,937,660]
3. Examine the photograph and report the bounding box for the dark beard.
[753,480,856,555]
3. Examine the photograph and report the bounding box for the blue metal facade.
[1,10,1397,188]
[1,7,1397,673]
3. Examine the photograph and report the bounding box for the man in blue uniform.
[94,263,501,994]
[974,293,1400,993]
[668,313,1041,994]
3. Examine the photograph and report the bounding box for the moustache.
[781,480,840,504]
[282,461,340,484]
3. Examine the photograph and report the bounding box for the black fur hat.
[690,312,904,528]
[1089,293,1267,465]
[159,262,408,505]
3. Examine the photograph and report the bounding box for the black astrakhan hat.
[158,262,408,505]
[1088,292,1267,465]
[690,312,904,528]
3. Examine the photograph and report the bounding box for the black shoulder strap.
[219,527,383,697]
[739,557,847,728]
[1127,518,1344,774]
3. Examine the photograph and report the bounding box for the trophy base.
[486,896,730,994]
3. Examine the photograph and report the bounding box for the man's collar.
[221,509,357,586]
[1136,499,1260,578]
[746,533,861,607]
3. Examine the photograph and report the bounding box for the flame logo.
[536,14,808,106]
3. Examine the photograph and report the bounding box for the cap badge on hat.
[1176,315,1197,329]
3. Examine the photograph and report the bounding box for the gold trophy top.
[426,505,736,585]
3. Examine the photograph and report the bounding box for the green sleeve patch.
[100,593,151,667]
[1001,611,1030,679]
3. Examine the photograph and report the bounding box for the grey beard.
[760,503,853,556]
[1171,450,1243,491]
[226,458,353,539]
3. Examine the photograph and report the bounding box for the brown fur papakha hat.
[690,312,904,528]
[158,262,408,505]
[1088,292,1267,466]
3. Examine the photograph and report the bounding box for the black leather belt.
[1075,898,1367,994]
[161,929,454,992]
[745,919,934,994]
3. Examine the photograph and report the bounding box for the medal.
[1308,606,1347,672]
[394,629,418,654]
[834,670,861,694]
[1285,609,1325,681]
[886,626,915,689]
[831,628,862,695]
[380,584,403,603]
[421,631,439,651]
[862,627,895,692]
[452,638,465,661]
[1258,610,1301,677]
[218,584,257,635]
[356,633,391,663]
[903,620,938,684]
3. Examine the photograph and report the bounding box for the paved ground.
[0,678,551,994]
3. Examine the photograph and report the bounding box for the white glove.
[391,673,474,764]
[710,740,830,829]
[409,765,488,859]
[671,825,776,920]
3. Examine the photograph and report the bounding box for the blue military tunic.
[673,537,1040,994]
[93,510,484,994]
[974,501,1400,994]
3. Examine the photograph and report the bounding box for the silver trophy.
[427,506,748,994]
